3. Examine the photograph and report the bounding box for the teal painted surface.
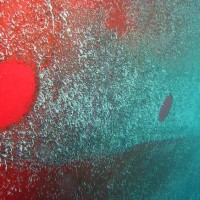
[0,0,200,199]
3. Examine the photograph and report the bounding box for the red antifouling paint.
[0,60,36,128]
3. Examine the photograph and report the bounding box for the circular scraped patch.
[0,60,36,128]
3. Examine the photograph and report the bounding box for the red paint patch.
[0,0,60,68]
[0,60,36,128]
[0,159,96,200]
[104,0,133,37]
[70,0,137,38]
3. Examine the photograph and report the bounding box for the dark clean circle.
[0,60,36,128]
[159,94,173,122]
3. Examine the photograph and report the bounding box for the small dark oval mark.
[159,94,173,122]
